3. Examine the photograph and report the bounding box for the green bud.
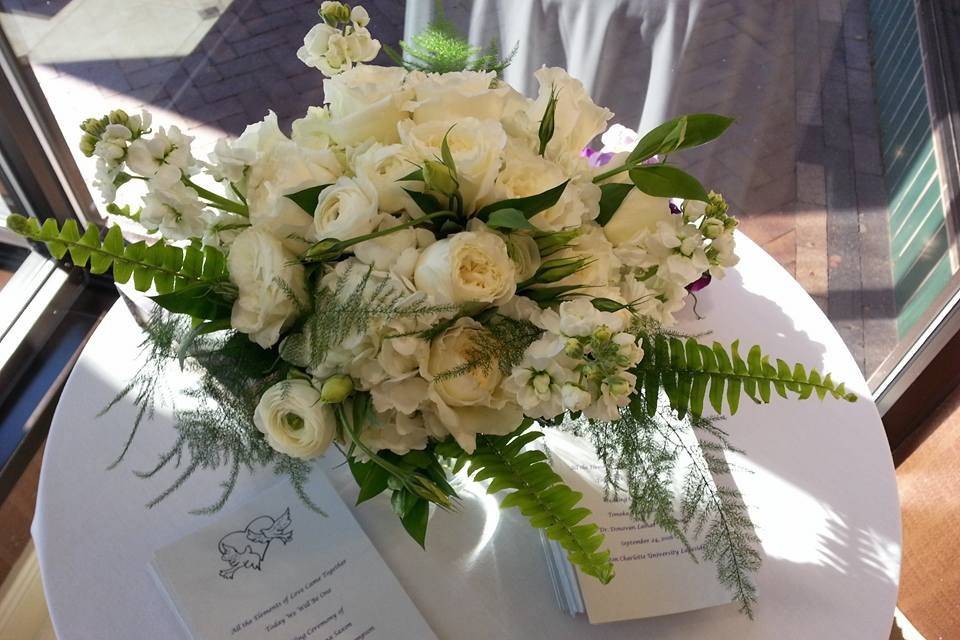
[605,376,631,397]
[723,216,739,230]
[422,159,459,197]
[591,297,625,313]
[533,256,589,284]
[79,134,97,157]
[410,474,454,509]
[304,237,344,261]
[320,374,354,403]
[580,363,599,380]
[108,109,129,126]
[535,229,579,257]
[563,338,584,359]
[592,325,612,342]
[80,117,105,137]
[320,1,351,24]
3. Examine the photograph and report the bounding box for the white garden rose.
[313,176,381,242]
[404,70,511,123]
[316,65,410,146]
[354,215,434,272]
[254,380,336,459]
[413,229,516,305]
[398,117,507,211]
[486,143,598,230]
[229,227,308,348]
[352,142,422,214]
[421,318,523,453]
[530,67,612,159]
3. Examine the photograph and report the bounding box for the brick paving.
[10,0,896,378]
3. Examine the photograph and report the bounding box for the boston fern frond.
[441,424,615,584]
[6,214,229,295]
[635,334,858,419]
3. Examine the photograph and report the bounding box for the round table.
[32,234,901,639]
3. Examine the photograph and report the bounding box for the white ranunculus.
[254,380,336,459]
[125,125,194,185]
[421,318,523,453]
[404,70,511,123]
[398,117,507,211]
[139,181,207,240]
[229,227,307,348]
[352,143,421,214]
[413,229,516,305]
[313,176,381,242]
[530,67,612,159]
[315,65,410,146]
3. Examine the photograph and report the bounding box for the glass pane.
[0,0,954,388]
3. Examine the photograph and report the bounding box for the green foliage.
[285,184,332,215]
[635,334,858,419]
[442,424,615,584]
[627,114,734,165]
[475,180,569,222]
[102,308,325,515]
[568,407,760,616]
[386,3,516,75]
[629,165,709,202]
[595,183,634,226]
[6,215,233,319]
[280,265,458,371]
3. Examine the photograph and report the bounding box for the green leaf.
[400,498,430,548]
[403,188,444,214]
[629,165,709,201]
[397,168,423,182]
[475,180,569,221]
[486,208,539,232]
[285,184,332,215]
[151,283,234,321]
[595,183,634,226]
[628,113,734,164]
[356,464,391,505]
[634,334,858,418]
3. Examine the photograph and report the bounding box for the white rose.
[404,70,511,123]
[487,143,597,230]
[398,117,506,211]
[530,67,612,159]
[313,176,381,242]
[315,65,410,146]
[354,215,430,271]
[599,166,672,247]
[413,229,516,305]
[352,142,421,214]
[229,227,307,348]
[254,380,336,459]
[421,318,523,452]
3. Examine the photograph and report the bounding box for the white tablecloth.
[32,234,901,639]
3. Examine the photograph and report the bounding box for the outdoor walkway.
[2,0,895,379]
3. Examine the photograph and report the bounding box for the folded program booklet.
[542,430,733,624]
[149,476,436,640]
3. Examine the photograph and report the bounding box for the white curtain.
[403,0,703,135]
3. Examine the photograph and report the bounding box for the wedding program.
[149,478,436,640]
[543,431,733,624]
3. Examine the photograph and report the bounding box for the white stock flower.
[139,181,207,240]
[398,117,507,211]
[361,409,429,455]
[421,318,523,453]
[413,229,516,305]
[312,176,381,242]
[297,22,380,76]
[228,227,307,348]
[530,67,612,159]
[404,70,511,123]
[350,5,370,26]
[254,380,336,459]
[504,357,570,419]
[599,123,640,153]
[207,137,255,183]
[583,371,637,421]
[125,125,193,185]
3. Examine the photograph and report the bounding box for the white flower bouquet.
[7,3,857,616]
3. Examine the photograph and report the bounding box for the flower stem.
[183,178,248,216]
[592,163,632,183]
